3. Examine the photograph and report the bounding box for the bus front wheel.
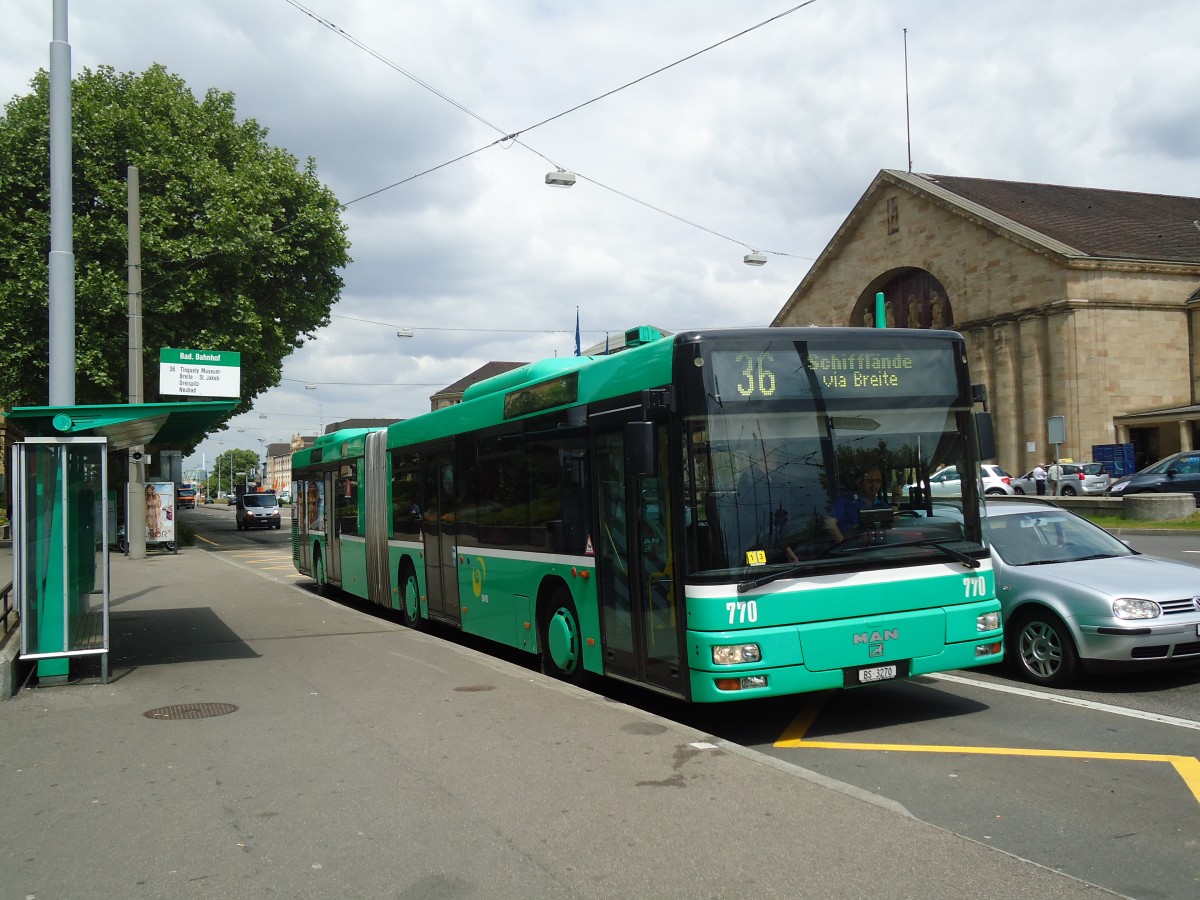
[540,592,586,685]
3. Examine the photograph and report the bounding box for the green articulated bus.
[291,326,1003,703]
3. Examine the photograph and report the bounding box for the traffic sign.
[1047,415,1065,445]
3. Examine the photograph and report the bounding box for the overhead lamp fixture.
[743,251,768,266]
[545,169,576,188]
[396,328,413,338]
[304,383,318,390]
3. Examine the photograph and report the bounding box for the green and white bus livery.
[291,326,1003,703]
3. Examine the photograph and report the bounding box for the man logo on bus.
[853,629,898,645]
[869,644,885,658]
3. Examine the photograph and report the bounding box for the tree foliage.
[205,448,264,498]
[0,64,351,451]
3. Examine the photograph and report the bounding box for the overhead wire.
[148,2,817,295]
[285,0,817,261]
[333,312,585,335]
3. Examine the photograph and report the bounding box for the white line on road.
[931,672,1200,731]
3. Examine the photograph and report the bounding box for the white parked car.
[927,463,1015,497]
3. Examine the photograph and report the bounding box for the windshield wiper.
[1020,552,1111,566]
[738,563,816,593]
[886,538,982,568]
[736,537,982,593]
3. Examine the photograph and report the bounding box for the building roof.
[774,169,1200,327]
[324,418,395,434]
[436,362,527,397]
[910,172,1200,264]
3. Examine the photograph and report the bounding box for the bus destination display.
[708,343,960,403]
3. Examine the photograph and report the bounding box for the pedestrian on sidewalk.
[1047,461,1063,496]
[1031,464,1047,495]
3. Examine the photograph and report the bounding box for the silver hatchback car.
[986,499,1200,686]
[1012,462,1110,496]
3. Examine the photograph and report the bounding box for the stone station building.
[772,169,1200,475]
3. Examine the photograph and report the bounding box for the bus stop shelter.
[4,401,236,684]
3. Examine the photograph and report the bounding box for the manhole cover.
[143,702,239,720]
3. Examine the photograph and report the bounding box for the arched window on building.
[854,270,953,330]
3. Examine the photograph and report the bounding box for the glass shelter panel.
[13,438,110,682]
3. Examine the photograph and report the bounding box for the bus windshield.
[682,335,986,580]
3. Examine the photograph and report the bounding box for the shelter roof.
[4,400,238,451]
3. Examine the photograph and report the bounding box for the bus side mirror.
[975,412,996,461]
[624,421,657,477]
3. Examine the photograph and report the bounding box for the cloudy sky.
[4,1,1198,480]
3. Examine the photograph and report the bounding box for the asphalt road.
[183,508,1200,899]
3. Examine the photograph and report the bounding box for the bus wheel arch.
[398,558,423,629]
[537,580,587,685]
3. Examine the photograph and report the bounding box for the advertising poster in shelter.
[145,482,176,544]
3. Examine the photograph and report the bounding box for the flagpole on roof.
[574,307,581,356]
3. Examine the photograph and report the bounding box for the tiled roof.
[324,418,395,433]
[915,173,1200,263]
[437,361,527,396]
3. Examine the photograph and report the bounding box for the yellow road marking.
[776,706,1200,805]
[776,690,835,744]
[195,534,218,546]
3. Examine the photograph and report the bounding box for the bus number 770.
[726,600,759,625]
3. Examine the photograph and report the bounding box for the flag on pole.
[574,307,581,356]
[604,332,609,355]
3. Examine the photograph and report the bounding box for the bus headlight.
[711,643,762,665]
[976,612,1000,632]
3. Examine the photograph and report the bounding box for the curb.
[0,626,19,701]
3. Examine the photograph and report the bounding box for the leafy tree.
[0,64,350,452]
[205,448,264,499]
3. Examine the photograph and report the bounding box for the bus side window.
[337,465,358,536]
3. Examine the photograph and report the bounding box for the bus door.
[420,448,461,626]
[594,421,683,695]
[324,469,341,585]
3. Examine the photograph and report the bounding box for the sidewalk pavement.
[0,542,1122,899]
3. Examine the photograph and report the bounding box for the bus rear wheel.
[314,550,331,598]
[540,592,586,685]
[399,564,423,630]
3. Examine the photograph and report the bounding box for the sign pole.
[127,165,146,560]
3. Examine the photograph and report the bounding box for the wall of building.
[776,184,1198,476]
